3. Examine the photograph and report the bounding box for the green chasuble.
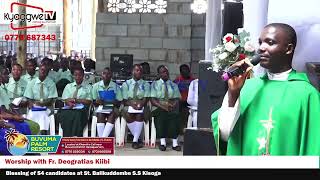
[211,70,320,155]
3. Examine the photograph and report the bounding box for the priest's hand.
[227,60,252,107]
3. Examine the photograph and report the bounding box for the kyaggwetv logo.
[3,2,56,30]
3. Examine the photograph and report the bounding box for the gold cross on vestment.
[258,107,276,155]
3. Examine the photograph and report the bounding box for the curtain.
[268,0,320,72]
[205,0,222,61]
[243,0,269,77]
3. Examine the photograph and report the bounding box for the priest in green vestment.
[211,23,320,155]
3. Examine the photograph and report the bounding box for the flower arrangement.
[209,29,256,71]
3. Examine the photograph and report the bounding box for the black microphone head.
[250,54,261,66]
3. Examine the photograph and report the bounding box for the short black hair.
[0,56,4,66]
[73,66,84,75]
[12,63,23,70]
[27,59,37,66]
[265,23,297,49]
[39,63,46,68]
[179,64,190,72]
[140,62,149,66]
[133,64,142,70]
[0,66,9,74]
[41,57,53,65]
[140,62,150,74]
[104,67,111,72]
[157,65,167,73]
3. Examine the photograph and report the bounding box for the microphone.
[221,54,261,81]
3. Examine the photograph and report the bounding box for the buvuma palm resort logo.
[5,129,29,155]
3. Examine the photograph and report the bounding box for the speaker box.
[222,1,243,36]
[197,61,227,128]
[110,54,133,77]
[183,128,216,155]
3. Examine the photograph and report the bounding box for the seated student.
[58,58,73,83]
[24,64,58,135]
[121,64,151,149]
[41,58,59,83]
[0,110,40,155]
[187,79,198,128]
[83,58,96,86]
[174,64,195,134]
[140,62,157,81]
[6,64,28,114]
[0,56,4,68]
[22,59,39,82]
[0,67,11,110]
[56,58,73,97]
[0,68,40,154]
[92,67,123,137]
[52,60,60,73]
[5,55,13,73]
[140,62,150,75]
[150,65,181,151]
[69,59,78,75]
[57,67,92,137]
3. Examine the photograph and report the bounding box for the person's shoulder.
[45,77,55,85]
[27,78,37,86]
[124,79,132,85]
[82,83,92,90]
[169,80,179,88]
[19,77,28,86]
[67,81,76,87]
[109,81,120,89]
[190,78,198,84]
[288,72,319,93]
[151,79,160,85]
[174,75,182,82]
[142,79,150,87]
[92,80,101,88]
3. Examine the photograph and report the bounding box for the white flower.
[216,46,223,52]
[223,33,234,43]
[237,28,245,34]
[224,42,237,52]
[218,52,229,60]
[244,41,256,52]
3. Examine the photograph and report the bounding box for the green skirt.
[57,107,89,137]
[152,108,180,139]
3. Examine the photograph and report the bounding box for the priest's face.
[258,26,291,73]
